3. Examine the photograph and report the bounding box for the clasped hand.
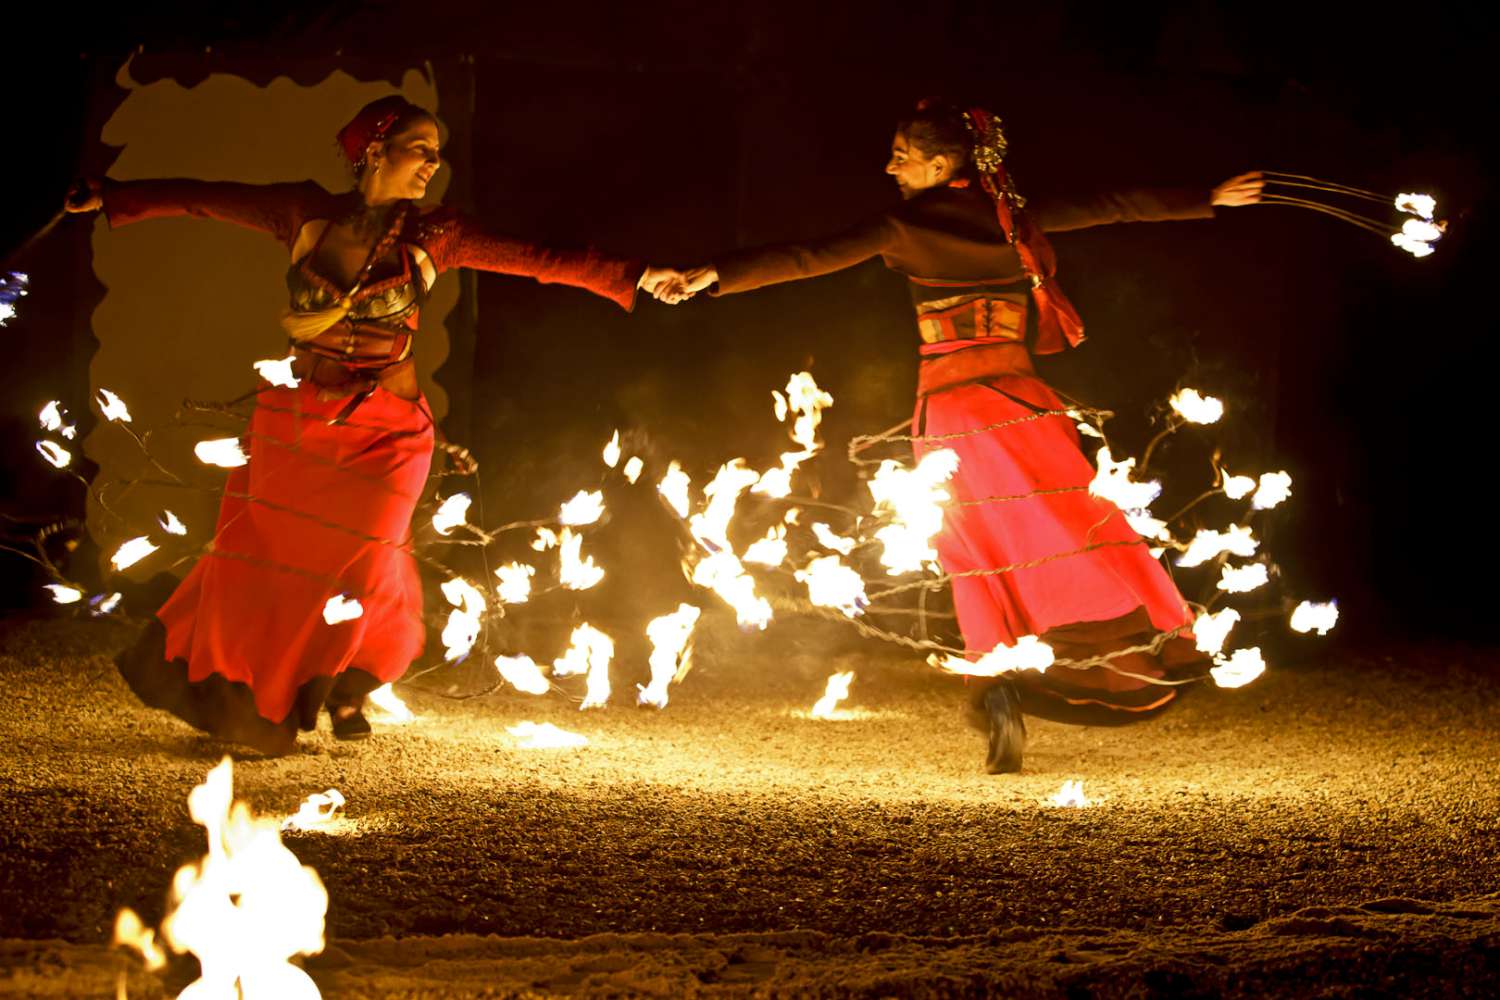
[638,264,717,305]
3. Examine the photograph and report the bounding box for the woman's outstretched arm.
[1030,172,1264,233]
[67,177,334,251]
[679,214,899,297]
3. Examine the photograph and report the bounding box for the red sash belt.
[917,339,1036,397]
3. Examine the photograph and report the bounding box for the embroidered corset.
[286,245,422,370]
[906,277,1031,346]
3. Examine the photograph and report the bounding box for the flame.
[639,604,701,708]
[508,721,588,749]
[96,387,132,423]
[439,577,486,661]
[1168,387,1224,424]
[658,461,692,518]
[929,635,1055,676]
[366,683,414,722]
[559,489,605,526]
[195,437,249,468]
[1049,779,1090,807]
[532,527,559,551]
[1222,471,1256,500]
[784,508,801,525]
[253,355,300,388]
[868,449,958,574]
[1192,607,1241,656]
[751,455,806,499]
[113,908,167,972]
[281,790,345,832]
[1211,647,1266,688]
[159,509,188,536]
[603,430,622,468]
[623,456,644,484]
[795,555,867,618]
[810,671,854,718]
[1177,525,1258,568]
[782,371,834,452]
[35,440,71,468]
[690,459,759,548]
[494,562,535,604]
[558,528,605,590]
[1218,562,1269,593]
[685,462,775,625]
[551,624,614,709]
[1125,511,1171,541]
[431,493,471,536]
[320,594,364,625]
[495,654,550,695]
[1400,217,1444,243]
[39,400,65,432]
[772,390,788,422]
[1395,192,1436,220]
[94,592,123,616]
[44,583,83,604]
[114,758,328,999]
[692,552,773,629]
[742,524,789,567]
[1251,471,1292,510]
[1089,446,1163,512]
[110,536,158,571]
[1067,410,1105,439]
[810,521,856,556]
[1290,599,1339,636]
[1391,231,1436,257]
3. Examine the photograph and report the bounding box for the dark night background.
[2,1,1494,648]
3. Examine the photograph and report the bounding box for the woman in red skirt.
[70,96,687,755]
[678,99,1263,772]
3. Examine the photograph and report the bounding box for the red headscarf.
[963,107,1085,355]
[335,96,425,171]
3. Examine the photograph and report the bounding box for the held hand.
[1211,171,1264,207]
[639,266,695,304]
[680,265,718,295]
[63,178,102,214]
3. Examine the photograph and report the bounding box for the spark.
[1177,525,1258,568]
[1049,780,1090,807]
[1290,599,1339,636]
[431,493,471,536]
[321,594,364,625]
[252,355,300,388]
[602,429,621,468]
[795,555,867,618]
[494,562,535,604]
[507,721,588,749]
[44,584,83,604]
[929,635,1055,676]
[195,438,249,468]
[1169,387,1224,424]
[495,654,550,695]
[110,536,158,571]
[810,671,855,718]
[1252,471,1292,510]
[658,461,691,518]
[1217,562,1270,593]
[558,528,605,590]
[558,489,605,526]
[1211,647,1266,689]
[281,790,345,832]
[1192,607,1241,656]
[639,604,701,708]
[159,510,188,535]
[35,441,71,468]
[96,387,132,422]
[623,456,644,484]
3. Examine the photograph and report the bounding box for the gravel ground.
[1,615,1498,997]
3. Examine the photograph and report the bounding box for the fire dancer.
[675,99,1264,773]
[69,96,690,754]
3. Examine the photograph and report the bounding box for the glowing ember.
[558,528,605,590]
[1192,607,1241,656]
[692,551,773,629]
[623,456,644,484]
[252,355,300,388]
[281,789,345,832]
[195,437,249,468]
[1211,647,1266,688]
[658,461,692,518]
[810,670,854,718]
[1395,192,1436,220]
[439,577,486,661]
[742,524,789,567]
[1050,779,1090,807]
[1089,446,1162,512]
[532,527,559,551]
[1290,599,1340,636]
[44,583,83,604]
[495,654,550,696]
[494,562,535,604]
[639,603,701,708]
[603,429,622,468]
[551,623,614,709]
[431,492,472,536]
[110,536,158,571]
[795,555,867,618]
[930,635,1055,676]
[1252,471,1293,510]
[366,683,413,722]
[320,594,364,625]
[559,489,605,526]
[508,721,588,749]
[39,400,65,433]
[35,440,71,468]
[868,449,959,574]
[1177,525,1258,568]
[1169,387,1224,424]
[1222,471,1256,500]
[811,521,856,556]
[1217,562,1270,593]
[159,509,188,535]
[113,758,328,999]
[96,387,132,422]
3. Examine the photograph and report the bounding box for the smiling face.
[884,131,953,200]
[366,117,442,200]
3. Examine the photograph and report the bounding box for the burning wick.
[1050,780,1090,807]
[110,536,158,572]
[1290,600,1339,636]
[158,510,188,536]
[431,493,472,536]
[44,584,83,605]
[281,789,346,832]
[96,387,132,423]
[810,671,855,719]
[623,456,644,484]
[321,594,364,625]
[35,440,71,468]
[507,721,588,749]
[602,430,621,468]
[195,438,249,468]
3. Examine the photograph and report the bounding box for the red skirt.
[913,374,1204,724]
[116,382,433,753]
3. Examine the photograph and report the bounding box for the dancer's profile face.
[885,131,951,200]
[368,118,443,199]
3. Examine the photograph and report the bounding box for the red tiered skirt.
[117,381,433,753]
[913,370,1205,724]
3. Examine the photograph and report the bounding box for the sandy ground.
[0,615,1497,997]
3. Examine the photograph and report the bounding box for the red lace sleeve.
[100,179,335,251]
[416,209,643,312]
